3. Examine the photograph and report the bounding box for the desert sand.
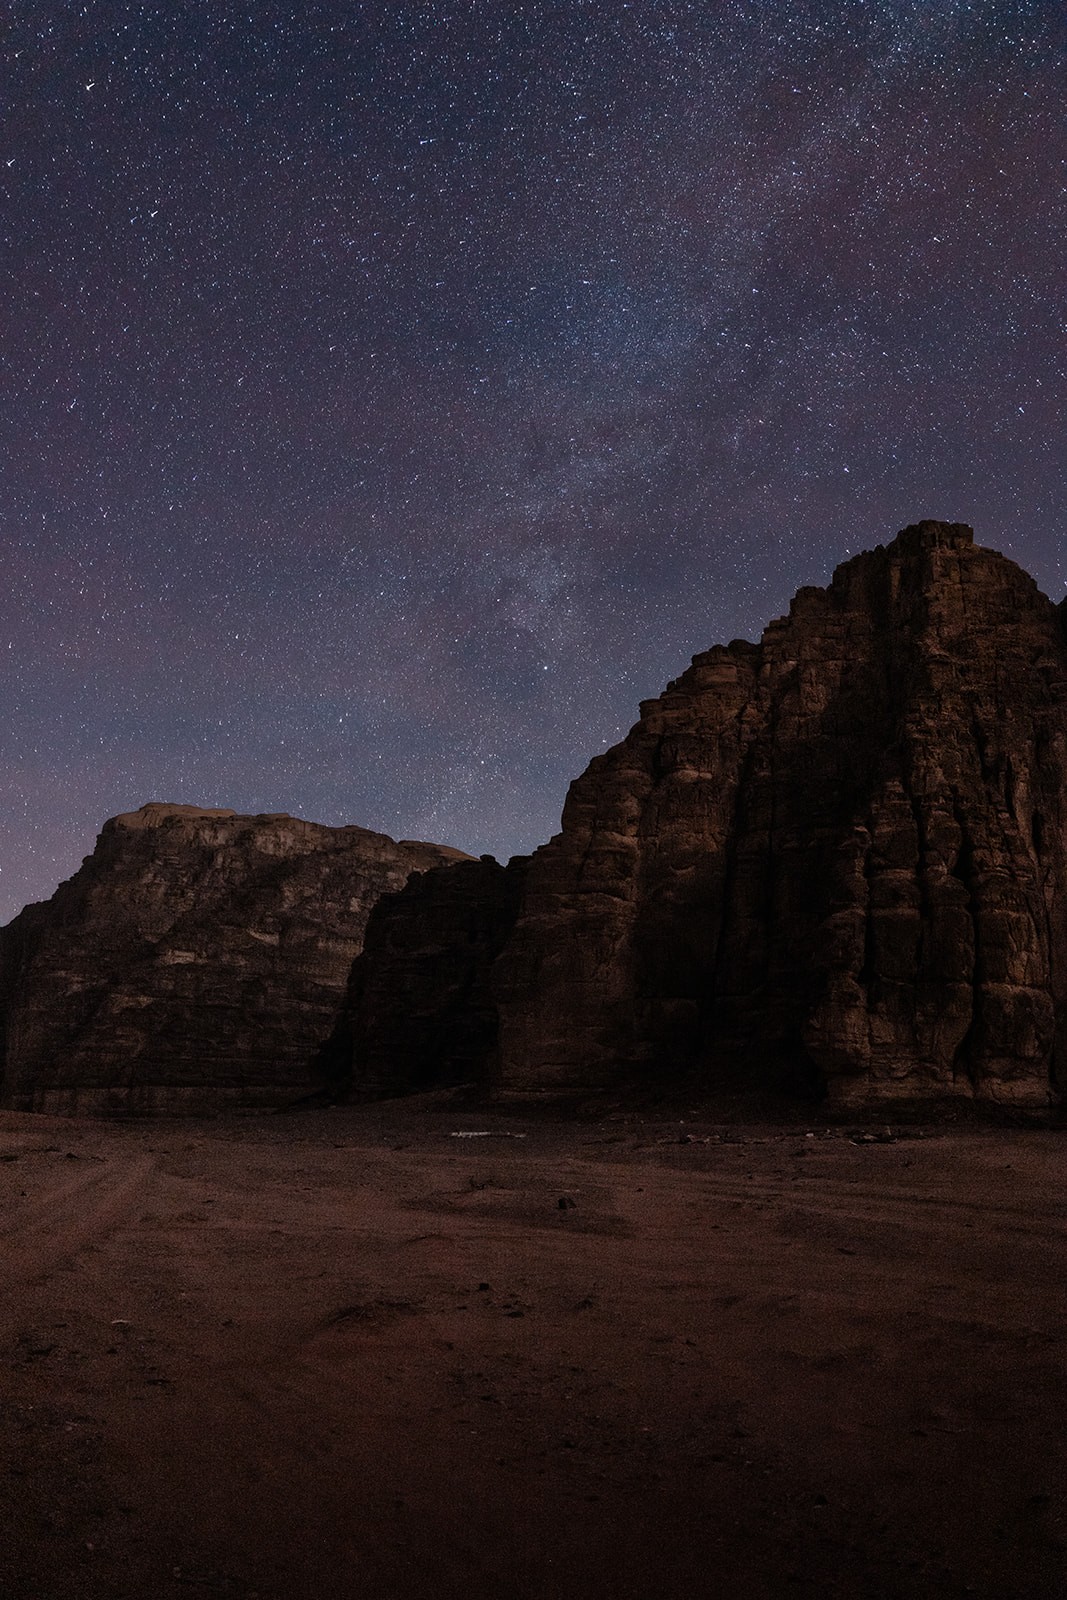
[0,1101,1063,1599]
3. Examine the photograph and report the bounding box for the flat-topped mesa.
[491,522,1067,1109]
[106,801,458,858]
[0,805,468,1114]
[109,802,240,828]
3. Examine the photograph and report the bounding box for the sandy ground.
[0,1101,1063,1600]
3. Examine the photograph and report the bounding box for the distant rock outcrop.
[492,522,1067,1109]
[0,804,467,1113]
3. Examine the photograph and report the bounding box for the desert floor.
[0,1099,1063,1600]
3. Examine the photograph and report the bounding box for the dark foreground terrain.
[0,1101,1063,1599]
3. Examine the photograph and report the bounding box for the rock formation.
[6,523,1066,1118]
[328,854,528,1098]
[0,804,467,1113]
[492,522,1067,1109]
[345,522,1067,1112]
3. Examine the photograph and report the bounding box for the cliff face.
[7,523,1066,1118]
[337,855,528,1098]
[492,523,1067,1108]
[0,804,467,1113]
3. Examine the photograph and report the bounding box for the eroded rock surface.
[0,804,467,1113]
[491,522,1067,1109]
[7,523,1066,1117]
[335,854,528,1097]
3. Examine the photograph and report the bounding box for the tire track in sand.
[0,1154,155,1299]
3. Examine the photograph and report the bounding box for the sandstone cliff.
[8,522,1066,1118]
[0,804,467,1113]
[492,522,1067,1109]
[332,854,528,1098]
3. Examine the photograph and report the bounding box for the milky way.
[2,1,1065,920]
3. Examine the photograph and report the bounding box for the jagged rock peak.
[884,517,974,552]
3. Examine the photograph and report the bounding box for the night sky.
[2,2,1065,922]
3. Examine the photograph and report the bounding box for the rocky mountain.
[348,521,1067,1112]
[0,804,467,1113]
[6,522,1066,1118]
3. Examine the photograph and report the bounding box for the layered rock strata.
[0,804,466,1113]
[7,522,1065,1117]
[492,522,1067,1108]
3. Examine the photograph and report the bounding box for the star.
[0,4,1063,923]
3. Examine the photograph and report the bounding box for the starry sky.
[2,1,1065,922]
